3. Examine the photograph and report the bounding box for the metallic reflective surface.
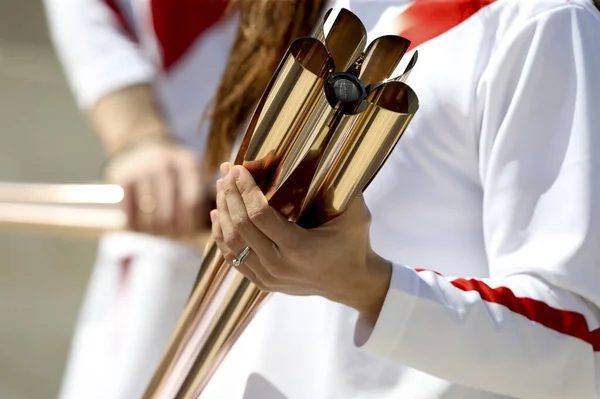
[359,35,410,87]
[394,50,419,83]
[300,81,419,227]
[0,202,125,237]
[242,37,333,177]
[0,182,124,204]
[0,183,124,237]
[314,8,366,72]
[0,182,210,245]
[145,8,420,399]
[144,35,338,399]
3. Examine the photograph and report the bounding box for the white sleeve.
[358,4,600,399]
[43,0,155,109]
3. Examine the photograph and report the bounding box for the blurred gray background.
[0,0,104,397]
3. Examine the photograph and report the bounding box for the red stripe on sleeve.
[415,268,442,276]
[396,0,497,51]
[415,268,600,351]
[104,0,137,41]
[151,0,230,71]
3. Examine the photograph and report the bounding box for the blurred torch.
[0,183,126,237]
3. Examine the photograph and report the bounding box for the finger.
[216,179,247,262]
[220,162,232,178]
[133,177,157,234]
[203,208,275,293]
[212,207,242,266]
[122,181,137,231]
[212,208,269,287]
[176,160,203,237]
[232,165,302,247]
[211,209,225,249]
[222,170,278,261]
[153,166,177,236]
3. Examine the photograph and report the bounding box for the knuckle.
[105,165,129,185]
[231,214,250,230]
[148,149,169,164]
[223,231,239,246]
[179,153,201,170]
[247,203,269,224]
[212,226,224,241]
[223,182,238,196]
[236,179,253,196]
[155,150,171,162]
[154,162,173,175]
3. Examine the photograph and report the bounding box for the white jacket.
[43,0,238,153]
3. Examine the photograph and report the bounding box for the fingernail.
[216,179,223,193]
[210,210,217,224]
[220,163,230,177]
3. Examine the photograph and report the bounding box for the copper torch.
[144,8,420,399]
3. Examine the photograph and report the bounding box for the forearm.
[43,0,155,109]
[90,84,170,156]
[334,252,392,325]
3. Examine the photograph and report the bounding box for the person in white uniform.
[42,0,329,398]
[208,0,600,398]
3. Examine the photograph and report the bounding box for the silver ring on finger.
[232,245,251,267]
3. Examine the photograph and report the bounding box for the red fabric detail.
[415,268,442,276]
[151,0,230,71]
[396,0,498,51]
[405,0,600,356]
[103,0,137,41]
[118,255,134,294]
[414,269,600,351]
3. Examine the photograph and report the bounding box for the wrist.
[90,84,172,157]
[331,253,392,324]
[106,125,172,157]
[99,131,178,179]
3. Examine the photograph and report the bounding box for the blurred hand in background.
[104,138,208,238]
[93,84,210,239]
